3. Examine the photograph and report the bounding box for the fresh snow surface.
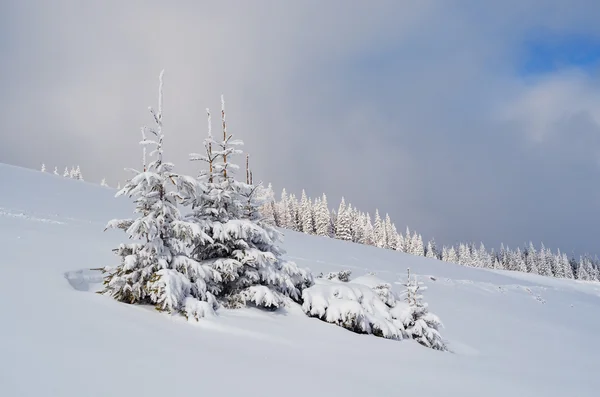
[1,162,600,396]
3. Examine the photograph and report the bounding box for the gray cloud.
[2,0,600,255]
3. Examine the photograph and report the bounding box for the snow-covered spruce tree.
[373,210,384,248]
[335,197,352,241]
[41,163,46,172]
[101,71,219,320]
[100,178,109,188]
[258,183,277,226]
[185,96,313,310]
[53,166,59,176]
[63,167,69,178]
[425,239,437,259]
[300,189,314,234]
[363,212,375,246]
[314,193,332,237]
[398,268,447,351]
[75,165,83,180]
[384,214,395,249]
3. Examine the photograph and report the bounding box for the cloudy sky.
[2,0,600,255]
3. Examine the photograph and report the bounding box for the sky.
[2,0,600,256]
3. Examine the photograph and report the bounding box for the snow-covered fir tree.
[75,165,83,181]
[314,194,331,237]
[335,198,352,241]
[258,183,277,226]
[288,194,300,231]
[373,210,385,248]
[63,167,69,178]
[384,214,395,249]
[41,163,46,172]
[100,178,109,188]
[425,239,438,259]
[299,190,314,234]
[101,70,219,320]
[53,166,59,176]
[183,95,313,310]
[412,234,424,256]
[276,188,292,229]
[362,212,375,246]
[398,269,446,351]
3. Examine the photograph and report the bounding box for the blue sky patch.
[521,34,600,75]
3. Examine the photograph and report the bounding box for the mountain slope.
[1,163,599,397]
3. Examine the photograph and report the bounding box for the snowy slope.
[1,163,599,397]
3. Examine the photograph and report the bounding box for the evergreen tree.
[413,234,424,257]
[513,248,527,273]
[259,183,276,226]
[183,95,313,309]
[277,188,291,229]
[526,242,539,274]
[384,214,395,249]
[299,190,314,234]
[403,226,412,253]
[363,213,375,246]
[100,178,109,187]
[562,253,574,279]
[63,166,70,178]
[75,165,83,181]
[396,232,406,253]
[478,243,491,268]
[372,210,384,248]
[399,269,446,351]
[335,198,352,241]
[314,194,332,237]
[425,239,437,259]
[288,194,300,231]
[101,70,218,320]
[53,166,59,176]
[538,244,552,276]
[41,163,46,172]
[351,210,365,243]
[447,246,459,264]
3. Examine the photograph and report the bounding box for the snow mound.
[301,278,404,340]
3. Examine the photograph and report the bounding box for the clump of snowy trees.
[41,164,85,180]
[101,71,313,320]
[256,185,600,283]
[302,269,447,350]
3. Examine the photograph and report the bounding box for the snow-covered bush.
[325,269,352,282]
[302,279,403,339]
[395,269,447,351]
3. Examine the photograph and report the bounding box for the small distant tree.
[63,167,70,178]
[314,194,332,237]
[425,239,437,259]
[53,166,59,176]
[300,190,314,234]
[399,268,447,351]
[100,178,109,188]
[41,163,46,172]
[335,198,352,241]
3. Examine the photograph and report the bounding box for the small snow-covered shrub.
[325,269,352,282]
[302,278,404,340]
[396,269,447,351]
